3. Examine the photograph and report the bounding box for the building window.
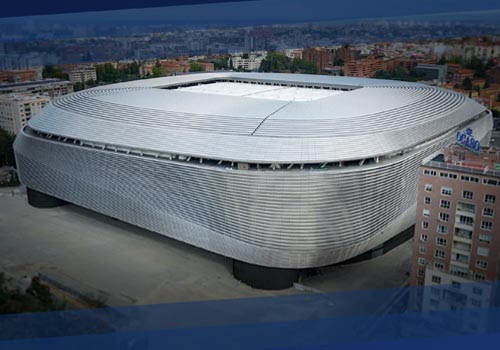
[423,209,430,218]
[434,262,445,270]
[458,215,474,226]
[471,299,481,307]
[440,172,457,179]
[419,245,427,254]
[483,178,499,186]
[483,208,494,217]
[425,184,433,192]
[461,175,479,183]
[474,273,486,281]
[439,212,449,222]
[437,225,448,234]
[435,249,446,259]
[417,268,425,277]
[425,197,431,205]
[440,200,451,209]
[460,190,476,207]
[422,221,429,230]
[472,287,483,296]
[441,187,452,196]
[424,169,437,176]
[485,194,496,204]
[476,260,488,270]
[463,190,473,200]
[436,237,447,246]
[431,287,441,296]
[431,275,442,284]
[420,234,428,242]
[479,234,491,244]
[477,247,489,257]
[418,257,425,266]
[481,221,493,231]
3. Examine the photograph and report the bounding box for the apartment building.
[0,94,50,134]
[411,144,500,287]
[410,143,500,317]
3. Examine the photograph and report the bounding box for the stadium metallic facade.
[14,73,492,274]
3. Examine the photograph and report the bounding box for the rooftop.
[424,144,500,179]
[0,93,50,102]
[0,79,70,90]
[27,72,488,164]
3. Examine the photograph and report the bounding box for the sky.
[1,0,500,23]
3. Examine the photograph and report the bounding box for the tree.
[42,65,68,80]
[213,57,228,70]
[73,82,85,92]
[465,55,486,78]
[259,52,291,73]
[290,59,317,74]
[152,66,166,78]
[189,62,204,72]
[95,63,120,83]
[373,66,424,82]
[462,77,473,91]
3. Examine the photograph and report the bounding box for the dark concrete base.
[27,188,67,208]
[233,260,300,290]
[343,225,415,264]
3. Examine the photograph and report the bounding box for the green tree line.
[259,52,318,74]
[374,66,425,82]
[95,62,141,83]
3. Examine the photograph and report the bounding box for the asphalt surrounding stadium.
[0,187,411,306]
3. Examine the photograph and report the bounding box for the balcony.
[451,256,469,268]
[454,228,473,241]
[450,268,470,279]
[456,202,476,215]
[455,221,474,231]
[452,242,471,253]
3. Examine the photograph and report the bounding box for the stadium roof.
[28,72,488,164]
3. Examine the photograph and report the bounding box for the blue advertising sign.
[456,128,481,153]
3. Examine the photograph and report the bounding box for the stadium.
[14,72,492,288]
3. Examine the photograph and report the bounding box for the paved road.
[0,187,412,306]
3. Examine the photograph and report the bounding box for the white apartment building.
[228,53,266,71]
[0,94,50,134]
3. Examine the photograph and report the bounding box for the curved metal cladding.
[14,73,492,268]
